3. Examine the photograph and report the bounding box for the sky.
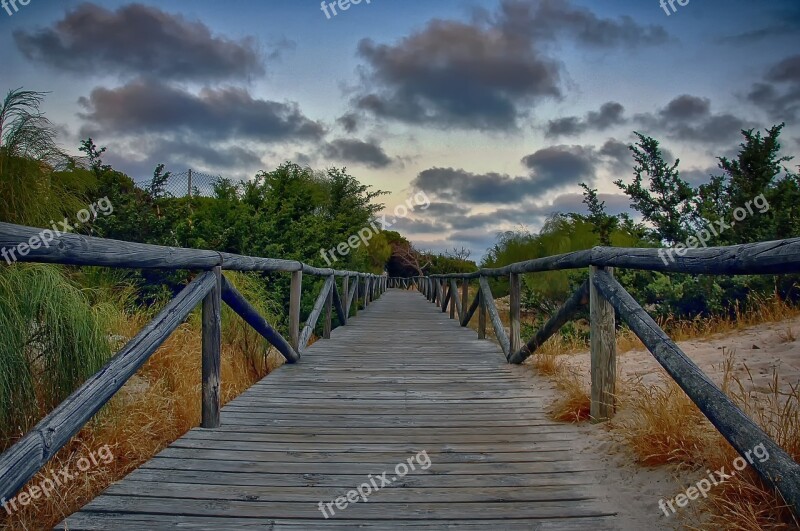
[2,0,799,259]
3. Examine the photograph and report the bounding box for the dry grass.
[520,293,800,529]
[0,308,285,530]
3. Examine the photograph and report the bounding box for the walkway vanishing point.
[62,289,615,529]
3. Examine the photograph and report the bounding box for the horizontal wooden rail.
[425,237,800,279]
[0,271,216,502]
[0,222,375,277]
[592,269,800,514]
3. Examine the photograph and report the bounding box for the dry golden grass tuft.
[1,309,284,530]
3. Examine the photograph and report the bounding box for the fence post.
[187,168,193,198]
[324,275,333,339]
[509,273,521,354]
[449,281,456,319]
[478,276,487,339]
[342,276,350,323]
[461,278,469,327]
[353,276,359,317]
[202,266,221,429]
[590,265,616,422]
[290,271,302,351]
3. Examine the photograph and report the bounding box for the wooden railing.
[390,237,800,515]
[0,221,386,503]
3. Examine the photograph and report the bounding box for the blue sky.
[2,0,799,258]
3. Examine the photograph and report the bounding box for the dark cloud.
[78,79,325,142]
[321,139,393,168]
[412,145,596,205]
[716,7,800,44]
[14,3,265,81]
[520,145,596,186]
[599,138,631,172]
[747,55,800,121]
[545,102,626,138]
[337,113,360,133]
[350,0,667,130]
[388,218,445,235]
[635,94,750,145]
[681,166,719,187]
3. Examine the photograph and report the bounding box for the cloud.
[14,3,265,81]
[321,139,394,168]
[545,102,626,138]
[520,145,597,186]
[599,138,631,175]
[349,0,667,131]
[716,7,800,44]
[411,145,596,205]
[635,94,750,145]
[747,55,800,121]
[78,79,326,142]
[336,113,360,133]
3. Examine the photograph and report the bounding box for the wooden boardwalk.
[62,289,616,530]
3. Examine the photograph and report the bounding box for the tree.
[579,183,616,246]
[614,133,694,244]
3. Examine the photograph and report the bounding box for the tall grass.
[0,264,112,441]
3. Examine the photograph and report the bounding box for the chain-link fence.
[136,169,247,198]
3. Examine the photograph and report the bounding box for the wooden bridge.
[62,289,615,529]
[0,221,799,529]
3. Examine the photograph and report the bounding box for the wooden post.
[323,275,333,339]
[509,273,521,354]
[289,270,302,351]
[187,168,193,198]
[449,280,457,320]
[478,278,487,339]
[590,266,616,422]
[202,266,222,429]
[461,279,469,325]
[342,276,350,321]
[353,276,359,317]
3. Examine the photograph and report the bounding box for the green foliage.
[614,133,694,245]
[0,265,112,440]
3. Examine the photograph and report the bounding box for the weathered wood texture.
[592,270,800,514]
[509,280,589,364]
[589,266,616,423]
[220,275,299,363]
[202,267,222,429]
[509,273,521,354]
[0,272,216,504]
[62,290,616,529]
[289,271,302,351]
[299,276,334,351]
[479,276,511,357]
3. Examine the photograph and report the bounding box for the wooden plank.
[593,268,800,515]
[589,266,615,423]
[202,266,222,429]
[0,272,216,503]
[342,275,350,323]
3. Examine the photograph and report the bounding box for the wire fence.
[135,169,247,198]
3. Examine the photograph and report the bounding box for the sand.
[527,313,800,529]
